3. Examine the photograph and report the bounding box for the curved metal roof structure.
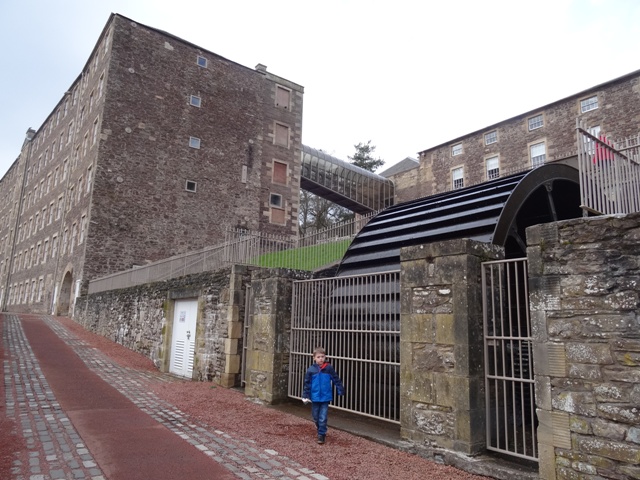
[337,164,582,276]
[301,145,395,214]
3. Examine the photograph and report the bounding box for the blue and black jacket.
[302,361,345,403]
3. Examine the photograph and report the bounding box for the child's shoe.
[317,435,325,444]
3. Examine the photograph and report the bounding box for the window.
[46,174,52,194]
[189,95,202,107]
[36,243,42,265]
[54,167,60,186]
[272,161,288,184]
[89,91,94,112]
[580,95,598,113]
[57,196,64,219]
[51,141,56,160]
[41,208,46,229]
[64,99,69,117]
[452,167,464,189]
[92,118,99,145]
[63,158,69,180]
[43,240,49,263]
[530,142,546,167]
[59,133,64,151]
[451,143,463,156]
[274,123,289,147]
[189,137,201,149]
[77,178,82,203]
[486,156,500,180]
[86,166,93,193]
[70,223,77,253]
[98,73,105,98]
[48,203,54,224]
[269,193,283,208]
[37,278,44,303]
[528,114,543,131]
[68,122,74,144]
[80,215,87,244]
[484,131,497,145]
[185,180,197,192]
[276,86,291,109]
[68,186,74,210]
[51,235,58,259]
[196,56,207,68]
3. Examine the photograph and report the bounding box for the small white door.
[169,299,197,378]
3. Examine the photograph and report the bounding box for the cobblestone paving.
[3,315,329,480]
[3,315,105,480]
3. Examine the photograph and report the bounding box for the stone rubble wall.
[527,212,640,480]
[75,265,251,385]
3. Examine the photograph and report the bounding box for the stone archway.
[58,271,73,316]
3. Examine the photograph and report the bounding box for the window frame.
[189,136,201,149]
[196,55,208,68]
[189,95,202,107]
[451,166,464,189]
[528,114,544,131]
[484,131,497,145]
[451,143,463,156]
[269,193,283,208]
[530,141,546,168]
[486,155,500,180]
[185,180,197,192]
[580,95,598,113]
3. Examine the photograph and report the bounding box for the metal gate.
[289,271,400,423]
[482,258,538,462]
[241,285,253,386]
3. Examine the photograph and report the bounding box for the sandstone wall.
[527,212,640,480]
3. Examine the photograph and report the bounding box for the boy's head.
[312,347,326,365]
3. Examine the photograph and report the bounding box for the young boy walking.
[302,347,345,444]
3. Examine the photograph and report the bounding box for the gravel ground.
[3,316,490,480]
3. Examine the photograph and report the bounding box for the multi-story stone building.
[0,13,303,315]
[385,69,640,200]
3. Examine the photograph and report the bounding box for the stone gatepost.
[527,213,640,480]
[400,238,503,455]
[244,268,300,403]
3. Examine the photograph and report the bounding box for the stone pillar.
[244,269,295,403]
[220,265,248,387]
[527,213,640,480]
[400,238,503,455]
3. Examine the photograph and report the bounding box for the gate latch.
[186,330,191,340]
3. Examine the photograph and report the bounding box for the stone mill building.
[0,13,303,315]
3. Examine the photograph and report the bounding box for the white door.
[169,299,197,378]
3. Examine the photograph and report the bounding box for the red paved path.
[21,316,236,480]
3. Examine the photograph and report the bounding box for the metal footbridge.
[301,145,395,214]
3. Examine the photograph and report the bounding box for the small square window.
[269,193,283,208]
[189,95,201,107]
[580,95,598,113]
[185,180,197,192]
[528,114,543,131]
[451,143,463,156]
[189,137,201,149]
[486,156,500,180]
[484,131,497,145]
[452,167,464,189]
[196,56,207,68]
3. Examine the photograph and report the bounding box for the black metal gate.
[482,258,537,462]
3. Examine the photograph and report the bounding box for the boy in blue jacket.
[302,347,345,444]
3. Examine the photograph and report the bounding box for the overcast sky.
[1,0,639,178]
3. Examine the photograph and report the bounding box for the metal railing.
[482,258,537,462]
[577,121,640,215]
[288,271,401,423]
[88,212,379,294]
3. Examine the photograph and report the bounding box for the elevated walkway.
[301,145,395,214]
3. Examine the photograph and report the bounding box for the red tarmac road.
[20,316,236,480]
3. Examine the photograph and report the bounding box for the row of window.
[450,141,547,189]
[7,277,45,306]
[12,215,87,275]
[451,95,599,157]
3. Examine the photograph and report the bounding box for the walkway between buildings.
[1,314,330,480]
